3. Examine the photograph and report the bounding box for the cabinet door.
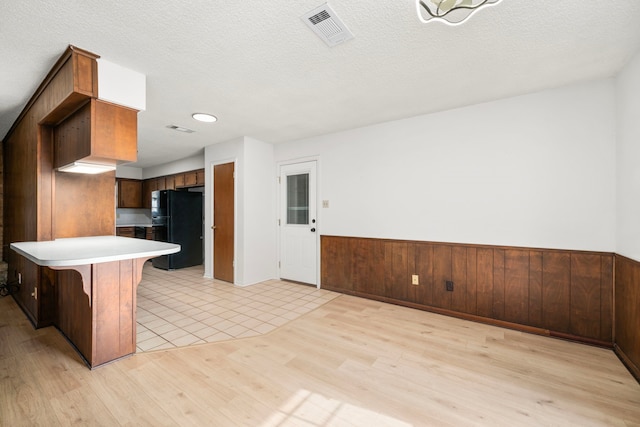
[184,171,197,187]
[12,258,55,328]
[156,177,166,191]
[142,179,158,209]
[196,169,205,186]
[165,175,175,190]
[38,266,56,327]
[117,179,142,208]
[116,226,135,238]
[174,173,185,188]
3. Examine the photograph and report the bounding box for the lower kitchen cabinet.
[116,226,154,240]
[116,227,135,238]
[8,257,56,328]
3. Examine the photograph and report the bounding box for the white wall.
[143,153,204,179]
[115,208,151,226]
[242,137,277,284]
[97,58,146,111]
[116,165,143,179]
[204,137,276,285]
[116,154,204,180]
[616,51,640,261]
[274,80,617,252]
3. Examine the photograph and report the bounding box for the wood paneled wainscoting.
[615,254,640,381]
[321,236,613,346]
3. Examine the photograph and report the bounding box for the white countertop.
[115,223,153,227]
[10,236,180,267]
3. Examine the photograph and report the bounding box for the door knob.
[211,225,216,230]
[310,228,316,232]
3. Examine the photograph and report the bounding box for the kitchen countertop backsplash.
[116,208,152,227]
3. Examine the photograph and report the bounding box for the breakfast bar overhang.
[11,236,180,368]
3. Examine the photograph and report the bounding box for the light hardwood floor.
[1,291,639,426]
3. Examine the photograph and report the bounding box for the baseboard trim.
[614,344,640,383]
[324,286,613,349]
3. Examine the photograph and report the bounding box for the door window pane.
[287,174,309,224]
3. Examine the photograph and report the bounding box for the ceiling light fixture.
[192,113,217,123]
[58,161,116,174]
[416,0,502,25]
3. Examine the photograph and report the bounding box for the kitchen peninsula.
[11,236,179,368]
[2,45,162,369]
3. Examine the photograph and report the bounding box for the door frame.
[210,158,237,284]
[277,156,321,288]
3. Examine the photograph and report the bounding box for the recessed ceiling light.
[192,113,217,123]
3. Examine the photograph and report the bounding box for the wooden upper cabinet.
[165,175,175,190]
[173,170,203,188]
[156,177,166,191]
[117,179,142,208]
[183,170,197,187]
[174,173,185,188]
[73,49,98,95]
[36,46,98,128]
[54,99,137,169]
[142,178,157,209]
[92,100,137,163]
[142,169,204,201]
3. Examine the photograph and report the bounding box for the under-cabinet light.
[58,162,116,174]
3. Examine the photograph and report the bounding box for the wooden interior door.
[213,162,234,283]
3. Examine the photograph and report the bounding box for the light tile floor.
[136,263,339,352]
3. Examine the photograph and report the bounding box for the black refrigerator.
[151,190,203,270]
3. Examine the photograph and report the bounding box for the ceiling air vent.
[167,124,195,133]
[302,3,354,47]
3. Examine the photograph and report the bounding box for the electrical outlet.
[322,200,329,208]
[446,280,454,292]
[18,273,22,284]
[411,274,419,285]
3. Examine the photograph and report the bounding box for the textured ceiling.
[2,1,640,168]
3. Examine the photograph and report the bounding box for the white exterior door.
[279,161,317,285]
